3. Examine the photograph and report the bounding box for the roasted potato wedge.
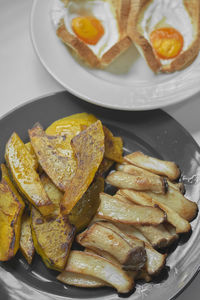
[62,121,104,214]
[145,187,198,222]
[77,222,146,270]
[20,211,35,264]
[0,164,25,261]
[64,250,134,293]
[106,171,167,194]
[103,126,123,163]
[29,123,76,192]
[31,207,75,271]
[121,189,191,234]
[124,151,180,181]
[5,133,54,216]
[98,193,165,226]
[57,271,108,288]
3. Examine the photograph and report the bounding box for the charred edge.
[35,218,44,225]
[10,229,16,250]
[163,177,168,194]
[123,247,147,271]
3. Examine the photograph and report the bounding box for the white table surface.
[0,0,200,299]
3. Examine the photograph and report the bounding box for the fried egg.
[140,0,194,64]
[51,0,120,58]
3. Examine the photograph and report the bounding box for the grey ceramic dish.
[0,92,200,300]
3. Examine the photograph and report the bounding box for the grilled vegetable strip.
[97,193,166,226]
[121,189,191,233]
[124,151,180,180]
[64,250,134,293]
[77,222,146,270]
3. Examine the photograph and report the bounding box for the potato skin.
[0,164,25,261]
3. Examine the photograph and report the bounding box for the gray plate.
[0,92,200,300]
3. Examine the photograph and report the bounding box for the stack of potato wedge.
[0,113,198,295]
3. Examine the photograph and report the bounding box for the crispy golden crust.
[101,36,132,67]
[128,0,200,73]
[57,20,101,68]
[56,0,132,68]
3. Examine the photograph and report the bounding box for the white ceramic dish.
[30,0,200,111]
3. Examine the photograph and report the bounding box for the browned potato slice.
[124,151,180,181]
[121,189,191,234]
[5,133,54,216]
[98,193,165,226]
[77,222,146,270]
[31,207,75,271]
[0,164,25,261]
[20,211,35,264]
[106,171,167,194]
[135,224,177,249]
[57,271,107,288]
[29,123,76,192]
[103,126,123,163]
[145,187,197,221]
[62,121,105,214]
[64,250,134,293]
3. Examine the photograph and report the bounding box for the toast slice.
[54,0,132,68]
[127,0,200,73]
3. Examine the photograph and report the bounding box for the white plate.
[30,0,200,111]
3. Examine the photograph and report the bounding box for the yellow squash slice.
[61,121,104,214]
[31,206,75,271]
[20,211,35,264]
[0,164,25,261]
[5,133,54,216]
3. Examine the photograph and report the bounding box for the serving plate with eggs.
[31,0,200,110]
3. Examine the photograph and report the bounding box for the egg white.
[51,0,120,58]
[140,0,194,64]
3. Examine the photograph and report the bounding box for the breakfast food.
[52,0,132,67]
[127,0,200,72]
[0,113,198,295]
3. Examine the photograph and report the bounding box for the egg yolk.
[150,27,184,59]
[71,16,104,45]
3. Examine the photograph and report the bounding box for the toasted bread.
[55,0,132,68]
[127,0,200,73]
